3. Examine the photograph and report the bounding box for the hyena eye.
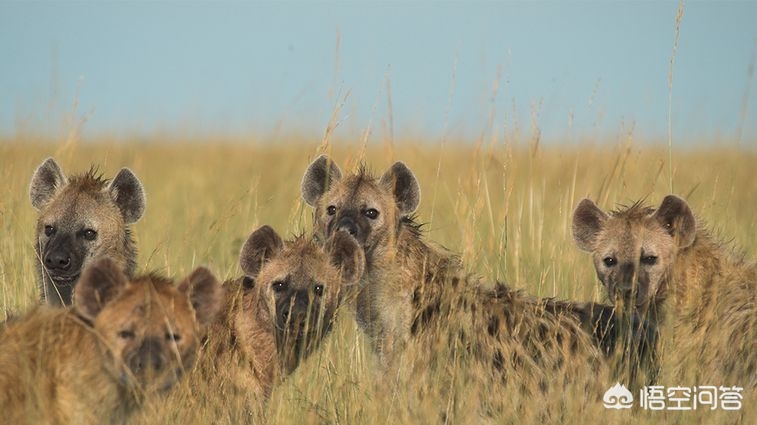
[118,330,135,340]
[272,280,288,293]
[313,284,324,297]
[364,208,380,220]
[166,332,182,342]
[242,276,255,289]
[82,229,98,241]
[641,255,658,265]
[602,257,617,267]
[326,205,337,216]
[44,225,55,237]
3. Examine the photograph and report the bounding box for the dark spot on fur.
[487,315,500,337]
[493,350,504,371]
[411,302,440,335]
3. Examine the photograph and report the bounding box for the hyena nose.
[336,218,358,237]
[44,251,71,271]
[130,338,165,373]
[617,263,638,292]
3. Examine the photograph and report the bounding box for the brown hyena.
[29,157,146,306]
[301,156,614,418]
[147,226,364,422]
[573,195,756,388]
[0,257,221,425]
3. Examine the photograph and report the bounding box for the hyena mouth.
[49,273,80,285]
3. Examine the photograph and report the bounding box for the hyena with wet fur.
[573,195,756,388]
[301,155,620,417]
[146,226,364,423]
[29,157,146,306]
[0,257,221,425]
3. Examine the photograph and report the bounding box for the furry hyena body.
[301,157,610,390]
[302,156,458,366]
[301,157,618,419]
[147,226,364,422]
[29,158,146,306]
[573,195,756,388]
[0,258,221,425]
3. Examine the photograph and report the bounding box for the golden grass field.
[0,137,754,424]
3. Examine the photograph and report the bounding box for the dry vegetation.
[0,137,754,423]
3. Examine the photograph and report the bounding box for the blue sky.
[1,1,755,144]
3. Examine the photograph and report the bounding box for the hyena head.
[29,157,146,306]
[239,225,364,371]
[572,195,696,313]
[75,257,222,395]
[301,155,420,269]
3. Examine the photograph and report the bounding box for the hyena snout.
[44,250,71,271]
[608,262,647,305]
[277,290,315,330]
[127,337,167,375]
[336,217,358,237]
[329,213,369,244]
[43,234,84,277]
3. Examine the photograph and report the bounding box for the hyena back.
[147,226,364,422]
[573,195,757,388]
[29,158,146,306]
[0,258,221,425]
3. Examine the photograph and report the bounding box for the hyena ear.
[379,161,420,215]
[74,257,129,321]
[30,157,67,210]
[572,198,608,252]
[301,155,342,206]
[653,195,696,248]
[327,231,366,284]
[178,267,222,326]
[108,168,146,224]
[239,225,284,278]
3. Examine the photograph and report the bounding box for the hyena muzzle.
[29,157,146,306]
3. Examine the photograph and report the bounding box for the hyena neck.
[395,221,460,284]
[670,229,731,313]
[356,219,463,364]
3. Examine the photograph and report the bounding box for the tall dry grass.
[0,137,754,423]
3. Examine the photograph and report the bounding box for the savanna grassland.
[0,137,754,424]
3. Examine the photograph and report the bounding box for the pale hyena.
[29,158,146,306]
[573,195,756,388]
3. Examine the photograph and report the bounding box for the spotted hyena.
[0,257,221,425]
[301,155,456,366]
[29,158,146,306]
[300,156,613,411]
[573,195,756,388]
[152,226,364,421]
